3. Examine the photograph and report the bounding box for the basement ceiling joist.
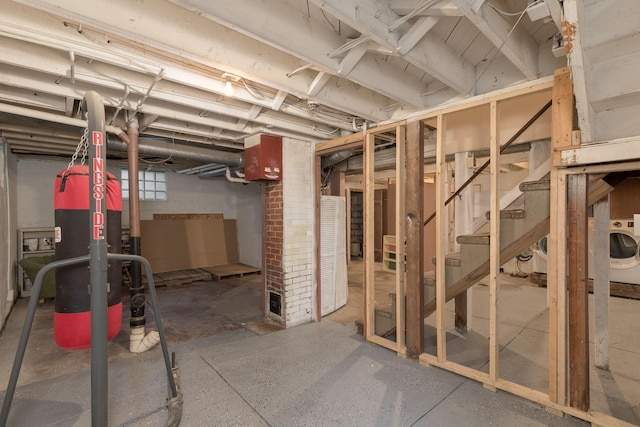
[1,0,564,164]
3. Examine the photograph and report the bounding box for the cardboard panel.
[141,218,228,273]
[224,219,239,263]
[141,220,191,272]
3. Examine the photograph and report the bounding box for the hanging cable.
[473,4,531,92]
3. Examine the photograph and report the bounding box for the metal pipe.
[197,166,228,178]
[321,149,353,170]
[107,138,244,168]
[0,101,126,138]
[225,166,250,183]
[126,118,146,335]
[84,90,109,427]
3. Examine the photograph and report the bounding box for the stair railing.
[423,100,552,227]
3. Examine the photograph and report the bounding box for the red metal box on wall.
[244,134,282,181]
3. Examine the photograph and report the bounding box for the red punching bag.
[54,165,123,349]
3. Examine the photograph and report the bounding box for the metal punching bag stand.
[0,91,182,427]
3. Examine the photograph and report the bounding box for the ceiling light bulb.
[223,76,234,96]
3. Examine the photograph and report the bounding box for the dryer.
[531,218,640,285]
[588,218,640,285]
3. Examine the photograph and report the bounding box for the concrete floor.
[0,264,630,425]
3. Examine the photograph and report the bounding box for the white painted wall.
[1,144,18,329]
[235,182,263,268]
[281,138,315,326]
[15,158,263,267]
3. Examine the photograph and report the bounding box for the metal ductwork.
[107,137,244,168]
[321,150,353,170]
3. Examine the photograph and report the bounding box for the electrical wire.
[240,78,269,101]
[473,3,531,92]
[321,9,339,33]
[139,136,175,164]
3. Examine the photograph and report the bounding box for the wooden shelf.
[382,235,397,272]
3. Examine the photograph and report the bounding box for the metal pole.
[0,256,89,425]
[84,91,109,427]
[126,118,146,333]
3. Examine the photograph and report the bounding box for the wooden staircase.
[422,180,550,318]
[374,175,617,337]
[373,179,550,336]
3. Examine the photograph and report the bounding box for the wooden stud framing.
[567,173,589,412]
[549,64,574,405]
[551,67,575,154]
[412,78,553,122]
[435,114,447,363]
[405,119,424,358]
[489,100,500,382]
[315,132,364,153]
[395,124,407,353]
[548,166,563,404]
[313,67,638,427]
[364,132,376,338]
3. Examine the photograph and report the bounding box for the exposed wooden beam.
[336,42,369,77]
[390,0,463,16]
[395,124,407,353]
[405,118,425,358]
[397,16,440,55]
[11,0,392,121]
[311,0,475,95]
[307,72,331,97]
[567,173,589,412]
[452,0,539,80]
[563,0,595,142]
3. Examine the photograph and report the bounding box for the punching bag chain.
[65,125,89,174]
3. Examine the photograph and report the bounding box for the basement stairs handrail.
[422,100,553,228]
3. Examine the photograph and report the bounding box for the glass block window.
[121,169,167,201]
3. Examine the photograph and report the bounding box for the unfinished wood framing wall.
[315,70,638,427]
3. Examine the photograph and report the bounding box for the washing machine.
[532,236,548,275]
[531,218,640,285]
[588,218,640,285]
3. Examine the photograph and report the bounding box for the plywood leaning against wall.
[141,213,238,273]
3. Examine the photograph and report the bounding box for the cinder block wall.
[264,139,315,327]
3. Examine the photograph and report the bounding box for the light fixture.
[223,76,234,97]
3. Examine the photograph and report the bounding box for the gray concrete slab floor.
[0,266,630,426]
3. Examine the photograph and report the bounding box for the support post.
[395,124,407,352]
[364,132,376,338]
[489,101,500,382]
[85,91,109,427]
[567,173,589,412]
[593,198,610,370]
[405,119,424,358]
[435,114,447,362]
